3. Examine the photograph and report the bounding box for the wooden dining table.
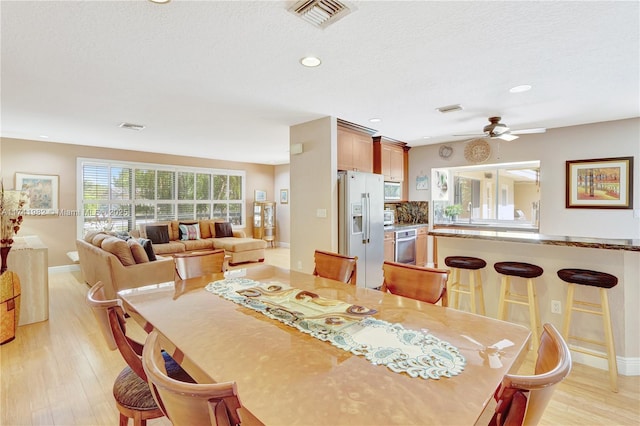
[118,264,531,426]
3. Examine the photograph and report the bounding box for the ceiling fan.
[454,117,546,141]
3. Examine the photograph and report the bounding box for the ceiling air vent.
[436,104,463,114]
[289,0,352,29]
[118,122,146,131]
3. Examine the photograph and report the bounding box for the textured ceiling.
[2,0,639,165]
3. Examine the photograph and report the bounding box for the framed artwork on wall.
[565,156,633,209]
[280,189,288,204]
[254,190,267,202]
[15,172,59,215]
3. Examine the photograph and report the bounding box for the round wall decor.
[439,145,453,159]
[464,139,491,163]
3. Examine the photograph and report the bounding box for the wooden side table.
[1,271,21,344]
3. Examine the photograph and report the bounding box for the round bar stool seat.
[557,268,618,392]
[444,256,486,315]
[495,262,544,350]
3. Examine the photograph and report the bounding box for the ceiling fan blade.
[453,132,485,137]
[511,127,546,135]
[495,133,519,141]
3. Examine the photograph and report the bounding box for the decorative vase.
[0,246,10,274]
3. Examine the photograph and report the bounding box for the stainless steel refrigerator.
[338,171,385,289]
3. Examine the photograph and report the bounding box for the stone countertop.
[384,223,429,232]
[429,228,640,252]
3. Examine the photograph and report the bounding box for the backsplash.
[389,201,428,224]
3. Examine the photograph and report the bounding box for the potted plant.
[444,204,463,222]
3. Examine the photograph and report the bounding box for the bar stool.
[557,268,618,392]
[495,261,543,350]
[444,256,486,315]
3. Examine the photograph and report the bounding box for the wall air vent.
[289,0,352,29]
[118,122,146,131]
[436,104,463,114]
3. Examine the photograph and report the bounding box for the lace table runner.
[206,277,465,380]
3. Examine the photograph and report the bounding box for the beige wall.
[289,117,337,273]
[274,164,290,247]
[1,137,276,266]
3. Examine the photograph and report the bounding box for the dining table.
[118,264,531,426]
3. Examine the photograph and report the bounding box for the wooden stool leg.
[562,284,575,339]
[451,268,460,309]
[497,275,509,320]
[600,288,618,392]
[527,278,541,350]
[469,269,477,314]
[475,270,486,316]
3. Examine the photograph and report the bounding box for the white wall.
[289,117,337,273]
[408,118,640,239]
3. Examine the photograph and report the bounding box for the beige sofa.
[76,234,175,299]
[133,220,267,265]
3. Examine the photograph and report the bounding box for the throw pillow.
[214,221,233,238]
[101,236,136,266]
[179,223,200,241]
[127,239,150,264]
[92,233,110,247]
[146,224,170,244]
[138,238,157,262]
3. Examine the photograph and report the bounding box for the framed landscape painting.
[566,156,633,209]
[15,172,59,214]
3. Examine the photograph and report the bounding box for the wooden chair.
[142,330,244,426]
[312,250,358,285]
[490,323,572,426]
[86,282,192,426]
[174,249,226,280]
[380,261,449,305]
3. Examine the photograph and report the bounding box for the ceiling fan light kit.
[454,116,546,141]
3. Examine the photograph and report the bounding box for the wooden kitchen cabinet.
[338,126,373,173]
[373,136,408,182]
[384,231,395,262]
[416,226,428,267]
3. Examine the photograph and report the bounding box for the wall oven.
[394,229,416,265]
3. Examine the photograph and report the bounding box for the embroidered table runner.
[206,277,465,380]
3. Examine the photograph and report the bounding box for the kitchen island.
[429,227,639,375]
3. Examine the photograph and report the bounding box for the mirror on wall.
[432,161,540,231]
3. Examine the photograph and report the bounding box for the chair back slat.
[313,250,358,284]
[381,261,449,305]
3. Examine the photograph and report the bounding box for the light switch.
[316,209,327,218]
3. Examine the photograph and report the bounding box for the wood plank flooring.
[1,248,638,425]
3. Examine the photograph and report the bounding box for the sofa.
[76,232,175,299]
[131,219,267,266]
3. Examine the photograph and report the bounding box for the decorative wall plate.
[464,139,491,163]
[439,145,453,159]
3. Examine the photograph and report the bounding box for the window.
[78,158,245,236]
[432,161,540,231]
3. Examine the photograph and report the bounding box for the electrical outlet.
[551,300,562,314]
[296,260,303,270]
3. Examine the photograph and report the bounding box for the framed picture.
[280,189,288,204]
[254,190,267,202]
[15,172,59,214]
[566,156,633,209]
[416,175,429,190]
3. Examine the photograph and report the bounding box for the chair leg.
[600,288,618,392]
[562,284,575,340]
[469,269,477,314]
[475,270,486,316]
[119,413,129,426]
[527,278,541,350]
[497,275,509,320]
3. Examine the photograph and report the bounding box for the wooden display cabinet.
[253,202,276,247]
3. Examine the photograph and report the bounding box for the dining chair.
[312,250,358,284]
[489,323,572,426]
[380,261,449,305]
[86,281,193,426]
[174,249,226,280]
[142,329,244,426]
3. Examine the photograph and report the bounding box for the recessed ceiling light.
[148,0,171,4]
[422,136,431,139]
[509,84,532,93]
[39,135,49,139]
[369,118,382,123]
[300,56,321,67]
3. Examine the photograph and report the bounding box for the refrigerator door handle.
[365,193,371,244]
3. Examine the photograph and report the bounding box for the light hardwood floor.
[1,247,638,425]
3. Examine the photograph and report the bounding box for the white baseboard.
[49,264,81,274]
[277,242,290,248]
[570,348,639,376]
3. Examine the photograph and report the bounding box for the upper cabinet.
[373,136,409,183]
[337,120,374,173]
